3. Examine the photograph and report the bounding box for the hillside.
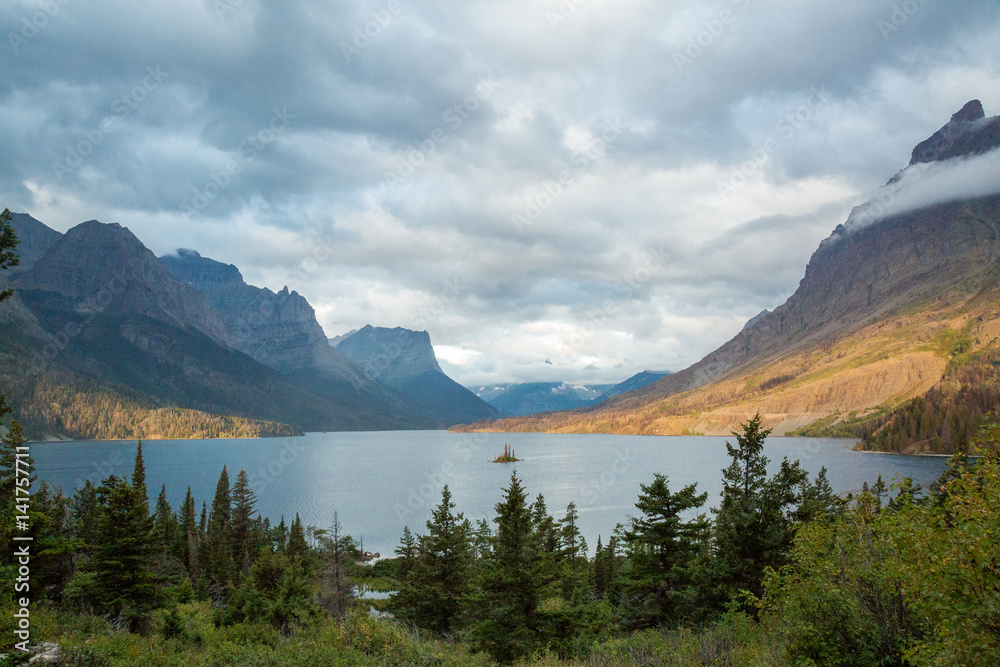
[457,101,1000,450]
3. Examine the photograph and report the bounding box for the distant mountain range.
[0,220,494,438]
[471,370,671,417]
[459,100,1000,454]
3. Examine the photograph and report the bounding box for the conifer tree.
[469,472,540,662]
[396,486,470,634]
[0,208,20,302]
[151,483,177,552]
[206,466,233,590]
[287,512,307,558]
[230,469,257,575]
[131,440,147,513]
[622,473,710,625]
[71,479,100,547]
[178,487,198,578]
[713,413,806,604]
[88,478,157,630]
[275,516,288,552]
[395,526,418,580]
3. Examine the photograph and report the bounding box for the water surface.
[28,431,949,555]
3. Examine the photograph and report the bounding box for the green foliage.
[0,207,19,302]
[712,413,807,606]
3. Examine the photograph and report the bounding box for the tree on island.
[492,443,521,463]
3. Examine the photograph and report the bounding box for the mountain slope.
[335,325,500,426]
[5,213,61,274]
[160,251,434,429]
[0,220,427,437]
[459,101,1000,444]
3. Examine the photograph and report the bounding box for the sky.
[3,0,1000,387]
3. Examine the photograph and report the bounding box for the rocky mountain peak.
[335,325,443,386]
[910,100,1000,165]
[16,220,236,347]
[161,249,245,286]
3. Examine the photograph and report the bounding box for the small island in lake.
[492,443,522,463]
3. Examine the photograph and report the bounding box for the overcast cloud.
[3,0,1000,386]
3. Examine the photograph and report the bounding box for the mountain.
[159,250,434,429]
[595,371,672,403]
[335,325,500,426]
[458,101,1000,451]
[0,220,431,438]
[472,382,614,417]
[5,213,61,274]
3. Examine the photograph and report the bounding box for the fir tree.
[713,413,806,604]
[151,483,177,552]
[206,466,233,590]
[131,440,147,513]
[88,479,157,630]
[230,469,257,575]
[287,512,307,558]
[469,472,540,663]
[0,208,20,302]
[396,486,470,634]
[622,473,710,626]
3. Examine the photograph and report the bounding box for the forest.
[2,396,999,666]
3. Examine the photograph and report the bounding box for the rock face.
[336,325,500,426]
[161,251,438,429]
[5,213,62,274]
[333,325,442,385]
[17,222,235,347]
[910,99,1000,165]
[162,249,361,380]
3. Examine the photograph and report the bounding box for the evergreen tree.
[713,413,806,605]
[469,472,540,663]
[230,469,257,575]
[178,487,198,578]
[206,466,233,591]
[71,479,100,547]
[317,512,356,619]
[395,526,418,580]
[275,516,288,552]
[87,478,157,630]
[131,440,147,513]
[622,473,710,626]
[0,408,33,565]
[396,486,470,634]
[792,467,847,524]
[151,483,177,552]
[0,208,20,302]
[287,512,307,558]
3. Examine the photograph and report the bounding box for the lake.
[27,431,950,556]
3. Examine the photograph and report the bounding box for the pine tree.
[206,466,233,591]
[622,473,710,626]
[0,418,34,567]
[396,486,470,634]
[88,478,157,630]
[0,208,20,302]
[287,512,307,558]
[395,526,418,580]
[230,469,257,575]
[469,472,540,662]
[713,413,806,604]
[131,440,147,513]
[178,487,198,578]
[275,516,288,552]
[71,479,100,547]
[151,483,178,552]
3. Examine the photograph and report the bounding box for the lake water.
[27,431,949,556]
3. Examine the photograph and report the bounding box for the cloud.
[843,146,1000,232]
[3,0,1000,385]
